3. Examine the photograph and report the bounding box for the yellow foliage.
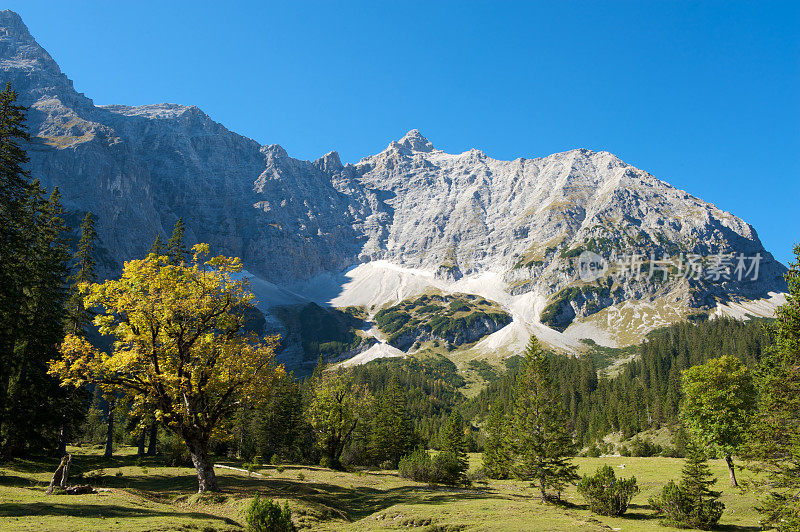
[49,244,284,437]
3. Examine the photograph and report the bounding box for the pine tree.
[508,337,579,501]
[167,218,189,265]
[149,233,166,256]
[482,404,511,479]
[0,83,31,451]
[5,186,73,453]
[680,443,724,527]
[0,82,30,211]
[66,212,97,336]
[650,441,724,529]
[370,379,416,467]
[744,243,800,531]
[439,410,468,485]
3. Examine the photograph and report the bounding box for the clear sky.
[6,1,799,264]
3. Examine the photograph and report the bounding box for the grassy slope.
[0,447,763,531]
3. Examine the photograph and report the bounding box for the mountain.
[0,10,787,370]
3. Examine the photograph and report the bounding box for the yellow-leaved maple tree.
[49,244,283,492]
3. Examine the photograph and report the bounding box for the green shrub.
[397,448,468,486]
[245,495,296,532]
[585,444,601,458]
[577,465,639,516]
[648,444,724,530]
[629,437,662,457]
[430,451,469,486]
[398,447,432,482]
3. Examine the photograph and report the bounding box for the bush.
[430,451,469,487]
[649,480,724,529]
[629,437,662,457]
[577,465,639,516]
[398,447,432,482]
[245,495,296,532]
[585,444,602,458]
[397,448,469,486]
[162,433,192,467]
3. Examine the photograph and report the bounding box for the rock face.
[0,11,787,344]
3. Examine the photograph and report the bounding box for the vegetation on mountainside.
[374,293,511,349]
[273,303,375,364]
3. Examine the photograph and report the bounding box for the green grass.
[0,448,765,531]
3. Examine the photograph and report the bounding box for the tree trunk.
[104,396,115,458]
[147,422,157,455]
[46,453,71,494]
[186,437,218,493]
[57,425,67,457]
[137,428,146,456]
[725,454,738,487]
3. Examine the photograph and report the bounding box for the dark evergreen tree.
[370,379,416,467]
[66,212,97,336]
[650,442,724,529]
[482,404,511,479]
[0,83,32,451]
[439,410,468,485]
[149,233,166,256]
[744,243,800,531]
[167,217,189,265]
[4,186,72,454]
[507,337,578,501]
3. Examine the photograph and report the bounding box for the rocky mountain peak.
[0,10,61,75]
[0,10,31,40]
[314,151,343,173]
[396,129,435,152]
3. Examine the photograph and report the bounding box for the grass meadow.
[0,447,763,531]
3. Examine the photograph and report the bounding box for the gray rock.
[0,10,786,332]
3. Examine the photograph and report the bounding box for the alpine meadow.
[0,4,798,532]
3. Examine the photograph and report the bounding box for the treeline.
[465,316,773,446]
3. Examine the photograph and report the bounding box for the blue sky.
[7,1,799,264]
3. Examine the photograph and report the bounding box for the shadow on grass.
[220,477,506,521]
[0,473,45,489]
[0,502,238,525]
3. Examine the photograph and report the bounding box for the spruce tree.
[0,83,31,450]
[508,337,579,501]
[439,410,469,485]
[167,218,189,265]
[482,404,511,479]
[149,233,166,256]
[370,379,416,467]
[650,441,724,529]
[5,186,72,453]
[680,443,724,527]
[744,243,800,531]
[66,212,97,336]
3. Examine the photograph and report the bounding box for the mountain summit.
[396,129,435,152]
[0,11,787,362]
